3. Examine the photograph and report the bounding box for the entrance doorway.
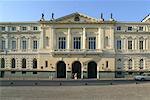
[88,61,97,78]
[72,61,81,79]
[57,61,66,78]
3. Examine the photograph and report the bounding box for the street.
[0,83,150,100]
[0,79,150,86]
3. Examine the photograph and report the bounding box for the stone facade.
[0,12,150,79]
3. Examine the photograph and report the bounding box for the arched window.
[45,37,49,47]
[22,58,26,68]
[139,59,144,69]
[1,58,5,68]
[105,36,109,47]
[33,58,37,69]
[11,58,16,68]
[128,59,132,69]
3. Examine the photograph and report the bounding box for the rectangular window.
[74,37,81,49]
[22,40,27,50]
[45,61,48,67]
[1,40,5,50]
[128,27,132,31]
[139,40,143,50]
[22,26,27,31]
[12,41,16,50]
[117,26,121,30]
[128,40,132,50]
[0,27,5,31]
[11,27,16,31]
[33,26,38,30]
[58,37,66,49]
[88,37,96,49]
[117,40,121,49]
[139,26,143,31]
[33,40,38,49]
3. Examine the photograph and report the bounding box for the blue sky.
[0,0,150,22]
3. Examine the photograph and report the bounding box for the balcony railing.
[52,49,102,55]
[116,49,150,54]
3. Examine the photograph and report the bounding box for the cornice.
[0,21,39,25]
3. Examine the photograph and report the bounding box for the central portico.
[37,12,116,79]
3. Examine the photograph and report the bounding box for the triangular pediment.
[55,12,97,22]
[142,14,150,22]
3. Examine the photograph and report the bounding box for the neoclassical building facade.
[0,12,150,79]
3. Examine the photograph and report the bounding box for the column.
[132,38,135,50]
[143,39,145,50]
[98,28,101,50]
[144,39,146,50]
[82,27,86,50]
[67,28,71,50]
[134,38,137,50]
[146,38,149,50]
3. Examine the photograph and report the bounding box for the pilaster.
[100,28,104,50]
[40,27,45,49]
[5,35,9,50]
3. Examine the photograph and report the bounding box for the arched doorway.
[88,61,97,78]
[57,61,66,78]
[72,61,81,79]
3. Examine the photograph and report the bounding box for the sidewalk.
[0,77,133,80]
